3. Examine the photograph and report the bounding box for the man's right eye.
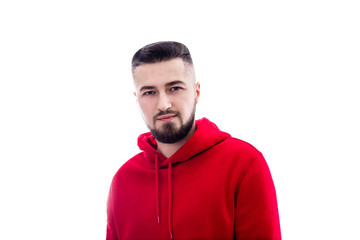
[143,91,155,95]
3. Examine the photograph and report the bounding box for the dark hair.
[131,41,193,72]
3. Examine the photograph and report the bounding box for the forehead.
[132,59,192,88]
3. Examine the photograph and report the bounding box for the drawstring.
[155,154,160,224]
[168,160,173,239]
[155,153,174,239]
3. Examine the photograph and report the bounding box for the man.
[106,41,281,240]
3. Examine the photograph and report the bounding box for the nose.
[157,93,172,111]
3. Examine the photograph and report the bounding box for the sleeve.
[106,185,118,240]
[234,154,281,240]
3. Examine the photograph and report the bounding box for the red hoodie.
[106,118,281,240]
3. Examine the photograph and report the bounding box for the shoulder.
[219,136,263,160]
[208,136,265,176]
[217,137,268,179]
[112,152,145,182]
[219,138,274,191]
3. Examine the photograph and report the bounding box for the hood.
[137,118,230,168]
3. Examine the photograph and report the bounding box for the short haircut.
[132,41,193,72]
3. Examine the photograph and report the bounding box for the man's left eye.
[170,87,181,91]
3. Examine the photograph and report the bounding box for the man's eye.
[170,87,181,91]
[143,91,155,95]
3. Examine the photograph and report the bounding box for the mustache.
[154,110,180,120]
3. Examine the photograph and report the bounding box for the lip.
[157,114,177,122]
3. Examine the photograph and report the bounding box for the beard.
[149,105,196,144]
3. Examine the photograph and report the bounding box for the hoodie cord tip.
[170,231,173,239]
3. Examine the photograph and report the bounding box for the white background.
[1,0,359,239]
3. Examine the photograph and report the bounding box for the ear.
[195,82,200,103]
[133,91,139,104]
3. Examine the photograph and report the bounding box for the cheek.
[139,100,155,119]
[178,97,196,118]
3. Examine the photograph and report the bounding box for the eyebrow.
[139,86,156,92]
[139,80,186,92]
[165,80,186,87]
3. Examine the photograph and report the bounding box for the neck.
[156,123,196,158]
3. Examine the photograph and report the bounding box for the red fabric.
[106,118,281,240]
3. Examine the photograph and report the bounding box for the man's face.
[133,58,200,143]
